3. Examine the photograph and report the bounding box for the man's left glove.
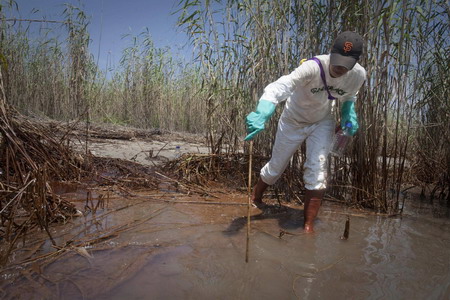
[341,101,359,136]
[244,99,276,141]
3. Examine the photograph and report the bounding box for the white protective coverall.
[259,54,366,190]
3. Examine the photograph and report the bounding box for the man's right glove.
[340,100,359,136]
[244,99,276,141]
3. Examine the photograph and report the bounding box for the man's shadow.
[223,204,304,236]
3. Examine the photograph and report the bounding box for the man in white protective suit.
[244,31,366,233]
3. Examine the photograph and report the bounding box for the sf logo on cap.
[343,42,353,53]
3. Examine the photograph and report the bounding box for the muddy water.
[1,187,449,300]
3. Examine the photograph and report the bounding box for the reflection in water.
[0,190,449,299]
[364,217,408,299]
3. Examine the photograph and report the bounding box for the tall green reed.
[1,2,204,133]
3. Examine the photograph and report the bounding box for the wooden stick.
[245,141,253,263]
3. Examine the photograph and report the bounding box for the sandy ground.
[70,128,211,167]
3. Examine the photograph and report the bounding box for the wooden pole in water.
[246,141,253,263]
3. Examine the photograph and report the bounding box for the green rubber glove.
[341,101,359,136]
[244,99,276,141]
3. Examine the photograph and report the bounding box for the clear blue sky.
[6,0,191,70]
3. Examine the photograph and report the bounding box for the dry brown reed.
[0,84,84,264]
[0,88,167,265]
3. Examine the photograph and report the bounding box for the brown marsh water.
[1,184,449,300]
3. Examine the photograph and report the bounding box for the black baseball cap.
[330,31,363,70]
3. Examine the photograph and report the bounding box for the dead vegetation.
[163,151,307,205]
[163,153,251,187]
[0,98,174,265]
[0,99,83,264]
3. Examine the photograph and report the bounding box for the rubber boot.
[303,189,325,233]
[252,177,269,208]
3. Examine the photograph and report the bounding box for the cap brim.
[330,53,357,70]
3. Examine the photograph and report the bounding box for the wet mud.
[1,184,449,300]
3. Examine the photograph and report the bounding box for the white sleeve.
[260,60,316,104]
[342,66,366,102]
